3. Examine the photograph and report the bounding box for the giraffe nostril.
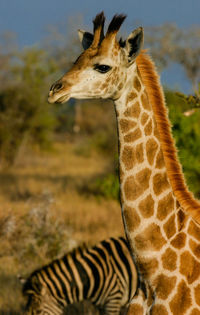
[50,82,63,93]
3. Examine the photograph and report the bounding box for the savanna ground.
[0,137,124,314]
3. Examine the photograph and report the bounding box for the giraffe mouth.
[48,94,70,104]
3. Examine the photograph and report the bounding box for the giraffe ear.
[124,27,144,64]
[78,29,94,50]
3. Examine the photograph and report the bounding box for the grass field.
[0,140,124,314]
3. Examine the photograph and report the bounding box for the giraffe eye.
[94,64,112,73]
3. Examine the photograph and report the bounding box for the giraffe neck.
[114,67,180,273]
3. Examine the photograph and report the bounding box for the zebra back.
[23,236,138,315]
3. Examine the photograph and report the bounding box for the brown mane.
[136,51,200,224]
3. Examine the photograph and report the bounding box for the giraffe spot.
[153,172,170,196]
[162,247,177,271]
[155,149,165,169]
[141,91,151,110]
[141,112,149,125]
[189,239,200,259]
[119,119,137,133]
[119,165,124,182]
[146,138,158,166]
[177,209,187,231]
[163,214,176,239]
[135,143,144,163]
[169,280,192,315]
[135,223,166,251]
[194,284,200,306]
[122,146,136,170]
[171,232,186,249]
[118,82,123,90]
[151,304,168,315]
[124,167,151,201]
[123,206,141,232]
[144,119,153,136]
[137,256,159,277]
[128,303,144,315]
[190,309,200,315]
[157,192,174,220]
[134,76,141,91]
[124,101,141,118]
[180,251,200,284]
[188,220,200,241]
[138,194,154,218]
[126,91,137,103]
[135,167,151,189]
[153,274,176,300]
[124,128,142,143]
[101,82,108,89]
[154,125,160,140]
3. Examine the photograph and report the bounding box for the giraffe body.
[48,13,200,314]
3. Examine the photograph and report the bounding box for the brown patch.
[119,165,124,182]
[144,119,153,136]
[190,309,200,315]
[141,91,151,111]
[128,303,144,315]
[123,206,141,232]
[134,76,141,92]
[155,149,165,169]
[163,214,176,239]
[188,220,200,241]
[118,82,123,90]
[124,101,141,118]
[122,146,136,170]
[180,251,200,284]
[171,232,186,249]
[124,168,151,201]
[146,138,158,166]
[157,192,174,220]
[141,112,149,125]
[151,304,168,315]
[119,119,137,133]
[153,172,170,196]
[189,239,200,259]
[126,91,137,104]
[135,223,166,251]
[177,209,187,231]
[138,194,154,218]
[135,143,144,163]
[169,280,192,315]
[124,127,142,143]
[153,274,176,300]
[194,284,200,306]
[101,82,108,89]
[137,256,159,277]
[135,167,151,188]
[162,247,177,271]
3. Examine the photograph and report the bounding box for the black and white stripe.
[23,236,138,315]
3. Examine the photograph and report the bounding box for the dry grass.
[0,141,123,314]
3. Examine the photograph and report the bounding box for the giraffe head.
[48,12,144,104]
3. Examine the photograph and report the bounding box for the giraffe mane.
[136,51,200,225]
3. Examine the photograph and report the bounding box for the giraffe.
[48,12,200,314]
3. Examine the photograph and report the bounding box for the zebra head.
[23,275,64,315]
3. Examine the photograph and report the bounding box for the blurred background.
[0,0,200,313]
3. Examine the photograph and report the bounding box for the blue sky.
[1,0,200,91]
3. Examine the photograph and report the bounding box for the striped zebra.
[23,236,138,315]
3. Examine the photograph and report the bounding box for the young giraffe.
[48,13,200,314]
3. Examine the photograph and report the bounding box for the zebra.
[22,236,138,315]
